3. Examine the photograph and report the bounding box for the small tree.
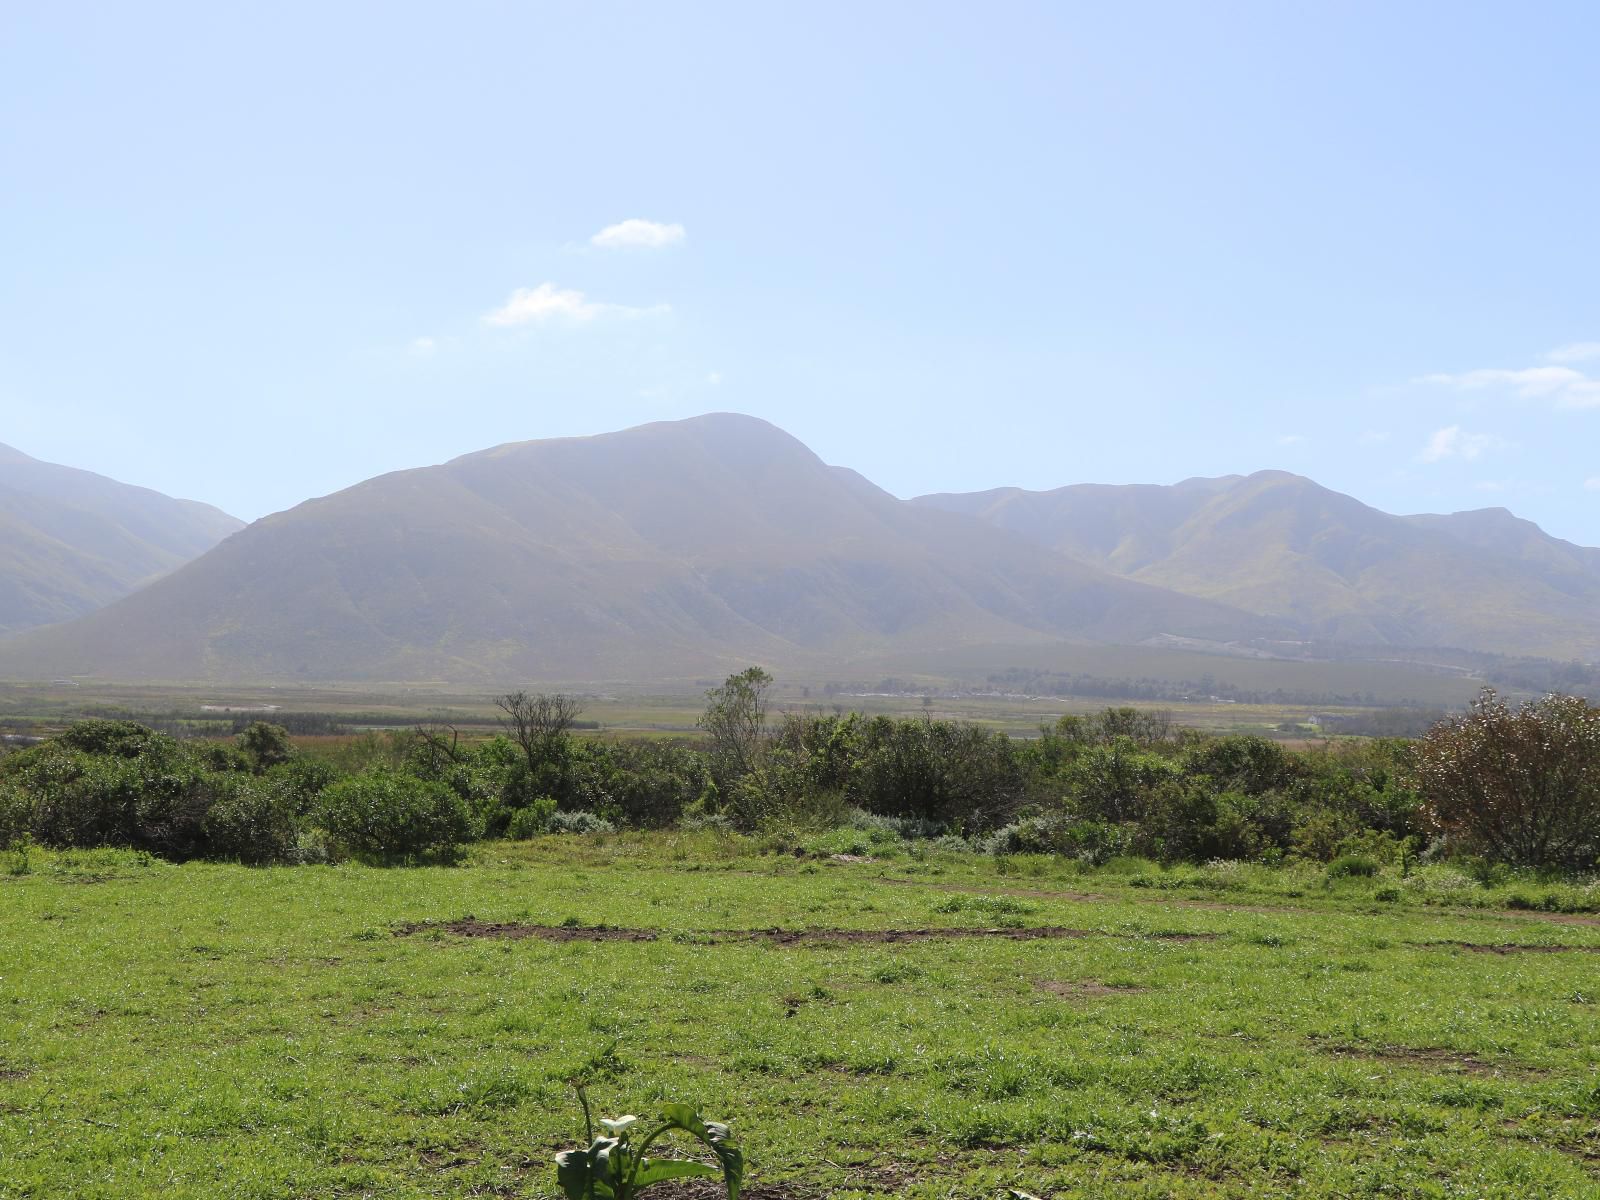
[700,668,773,791]
[495,691,584,775]
[1413,689,1600,869]
[237,722,294,773]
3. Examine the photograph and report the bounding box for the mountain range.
[0,442,242,637]
[0,414,1595,685]
[914,472,1600,661]
[0,416,1280,683]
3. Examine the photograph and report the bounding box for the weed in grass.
[555,1088,743,1200]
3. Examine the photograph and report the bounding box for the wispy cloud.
[1277,433,1308,447]
[591,219,686,249]
[1546,341,1600,364]
[1419,347,1600,409]
[410,336,437,356]
[1586,476,1600,492]
[1418,425,1502,464]
[482,282,668,326]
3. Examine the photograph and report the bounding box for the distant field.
[3,838,1598,1198]
[0,676,1450,743]
[853,642,1488,709]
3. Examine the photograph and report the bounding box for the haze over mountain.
[0,442,243,637]
[915,471,1600,662]
[0,415,1282,684]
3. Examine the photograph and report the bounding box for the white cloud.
[482,282,667,326]
[591,219,686,249]
[1418,425,1502,464]
[1420,355,1600,410]
[1586,477,1600,492]
[410,336,437,355]
[707,371,722,386]
[1546,341,1600,364]
[1277,433,1307,446]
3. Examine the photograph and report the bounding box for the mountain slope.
[916,471,1600,661]
[0,443,244,635]
[0,415,1284,683]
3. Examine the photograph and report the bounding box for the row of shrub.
[2,684,1595,871]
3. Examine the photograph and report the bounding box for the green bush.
[505,796,559,840]
[1,736,213,856]
[202,775,304,864]
[314,769,476,861]
[0,780,30,848]
[543,810,615,836]
[1327,854,1380,879]
[237,722,294,772]
[1183,736,1297,796]
[573,741,710,829]
[850,716,1024,832]
[56,719,169,759]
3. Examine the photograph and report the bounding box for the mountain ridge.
[0,414,1284,683]
[915,469,1600,661]
[0,443,244,636]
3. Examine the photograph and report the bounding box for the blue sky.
[3,2,1598,543]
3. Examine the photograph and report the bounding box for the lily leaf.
[554,1150,591,1200]
[631,1158,720,1189]
[710,1141,743,1200]
[659,1102,706,1137]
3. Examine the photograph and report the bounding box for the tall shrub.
[1413,689,1600,869]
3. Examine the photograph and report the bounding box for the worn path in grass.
[2,839,1598,1198]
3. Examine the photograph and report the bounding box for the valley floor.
[2,837,1598,1198]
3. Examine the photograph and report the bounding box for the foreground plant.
[555,1088,743,1200]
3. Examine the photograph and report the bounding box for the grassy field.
[3,837,1598,1198]
[0,679,1434,744]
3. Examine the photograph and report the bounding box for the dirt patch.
[396,919,1114,945]
[738,925,1099,945]
[1036,979,1148,997]
[645,1183,817,1200]
[1314,1039,1533,1075]
[0,1068,30,1081]
[397,919,659,942]
[1417,940,1600,955]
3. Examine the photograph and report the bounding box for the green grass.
[3,838,1599,1198]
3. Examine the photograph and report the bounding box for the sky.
[3,2,1599,543]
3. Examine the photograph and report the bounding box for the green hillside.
[0,443,243,635]
[918,470,1600,662]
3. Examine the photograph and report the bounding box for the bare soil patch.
[395,919,1136,945]
[396,919,657,942]
[1313,1039,1535,1075]
[1417,940,1600,955]
[1036,979,1148,997]
[646,1181,818,1200]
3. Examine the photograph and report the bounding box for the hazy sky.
[4,2,1599,542]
